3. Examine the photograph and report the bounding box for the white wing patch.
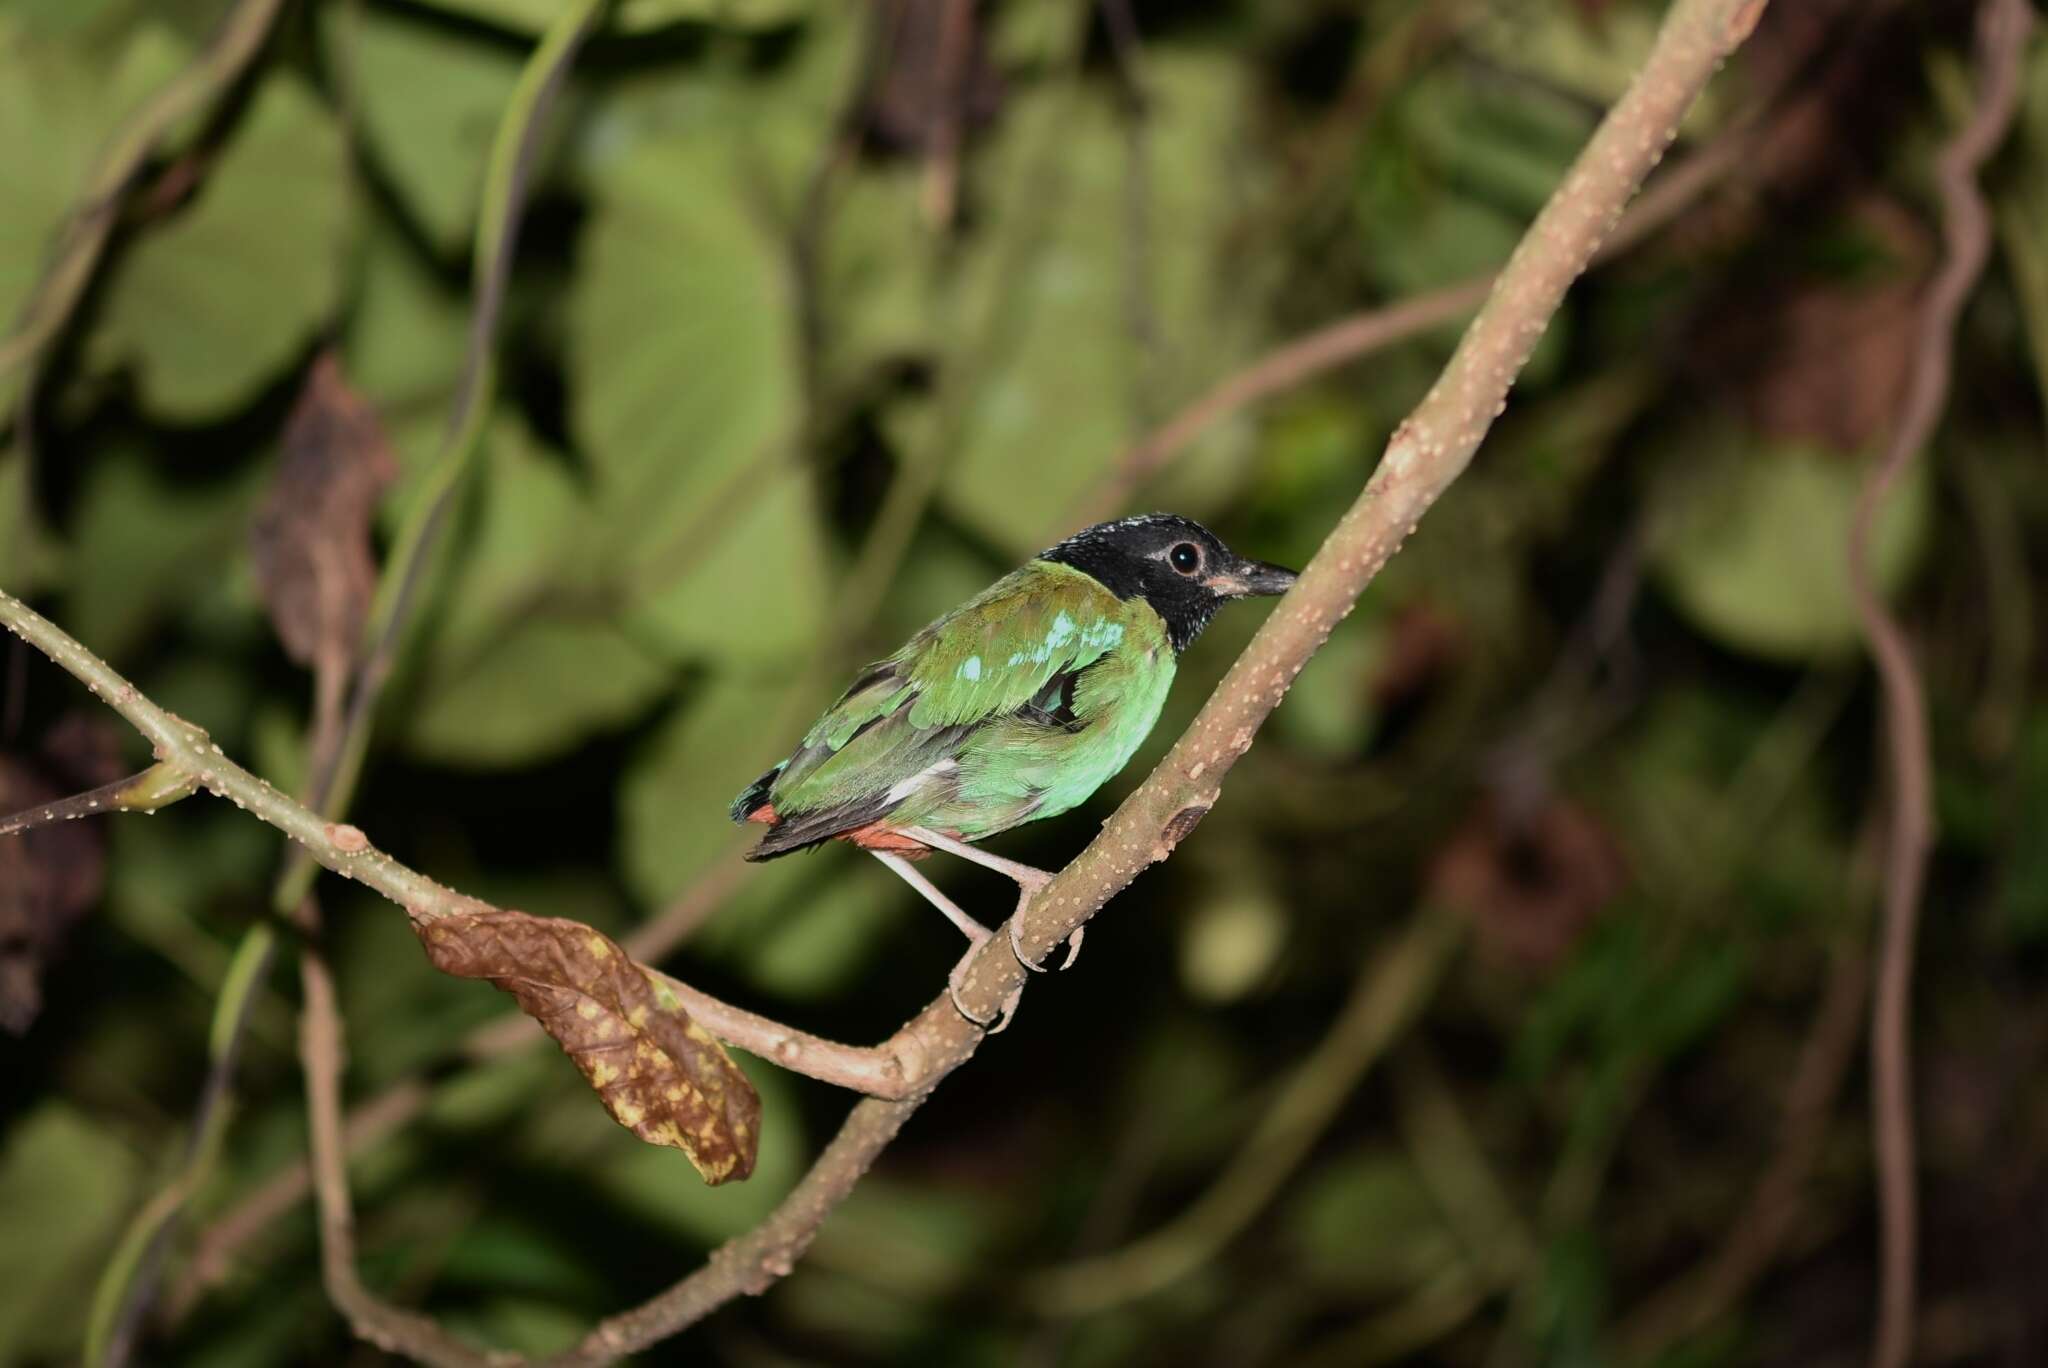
[885,758,958,805]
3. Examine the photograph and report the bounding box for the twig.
[917,0,975,229]
[85,925,273,1367]
[0,0,1765,1355]
[168,819,750,1318]
[284,0,608,909]
[301,937,507,1368]
[1850,3,2030,1365]
[0,0,286,394]
[1066,66,1766,527]
[0,586,934,1102]
[1024,906,1461,1313]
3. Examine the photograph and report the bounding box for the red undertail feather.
[840,822,936,857]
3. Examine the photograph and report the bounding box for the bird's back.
[734,561,1174,854]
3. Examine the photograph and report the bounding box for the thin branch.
[1024,906,1461,1314]
[0,588,933,1104]
[170,845,750,1318]
[0,0,286,392]
[84,927,272,1367]
[301,937,506,1368]
[1851,2,2031,1364]
[282,0,609,911]
[0,764,185,836]
[0,0,1766,1356]
[1066,59,1768,527]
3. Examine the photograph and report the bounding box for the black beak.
[1204,558,1299,599]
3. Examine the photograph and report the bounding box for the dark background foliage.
[2,0,2046,1363]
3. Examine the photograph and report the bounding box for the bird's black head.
[1039,513,1298,654]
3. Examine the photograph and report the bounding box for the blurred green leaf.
[1528,1228,1609,1366]
[66,449,262,661]
[1650,434,1930,663]
[570,137,823,663]
[0,15,187,412]
[1512,916,1747,1085]
[342,221,471,412]
[809,1176,999,1297]
[619,673,806,902]
[1283,1150,1460,1293]
[928,52,1266,551]
[399,415,675,766]
[814,166,935,395]
[90,68,351,420]
[1997,41,2048,415]
[326,4,526,255]
[1269,616,1385,757]
[0,1104,140,1361]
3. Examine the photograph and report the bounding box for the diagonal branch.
[0,0,1768,1358]
[543,0,1779,1355]
[1850,1,2032,1365]
[1066,53,1773,527]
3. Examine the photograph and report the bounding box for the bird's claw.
[1009,916,1085,974]
[948,939,1022,1033]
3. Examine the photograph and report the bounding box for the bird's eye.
[1168,542,1202,575]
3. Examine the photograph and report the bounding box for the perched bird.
[731,514,1297,1026]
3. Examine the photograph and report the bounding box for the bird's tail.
[728,766,781,826]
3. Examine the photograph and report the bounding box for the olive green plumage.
[731,514,1296,860]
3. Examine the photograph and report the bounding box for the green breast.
[929,586,1176,839]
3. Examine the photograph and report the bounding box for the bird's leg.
[899,827,1084,974]
[871,850,1020,1032]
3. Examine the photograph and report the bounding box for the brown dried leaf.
[0,714,122,1033]
[1428,796,1625,971]
[1692,197,1932,453]
[414,909,761,1184]
[250,352,398,669]
[863,0,1003,153]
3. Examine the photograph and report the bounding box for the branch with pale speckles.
[0,588,928,1103]
[0,0,1767,1357]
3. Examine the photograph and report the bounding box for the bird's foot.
[947,934,1022,1033]
[1009,872,1084,974]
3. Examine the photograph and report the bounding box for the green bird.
[730,514,1297,1026]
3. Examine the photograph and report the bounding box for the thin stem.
[1065,62,1770,528]
[280,0,609,911]
[1851,2,2031,1364]
[301,941,502,1368]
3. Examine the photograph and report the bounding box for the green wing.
[732,561,1137,855]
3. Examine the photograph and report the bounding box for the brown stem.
[1851,2,2032,1364]
[301,939,505,1368]
[1066,48,1769,529]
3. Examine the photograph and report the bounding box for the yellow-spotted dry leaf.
[414,909,761,1184]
